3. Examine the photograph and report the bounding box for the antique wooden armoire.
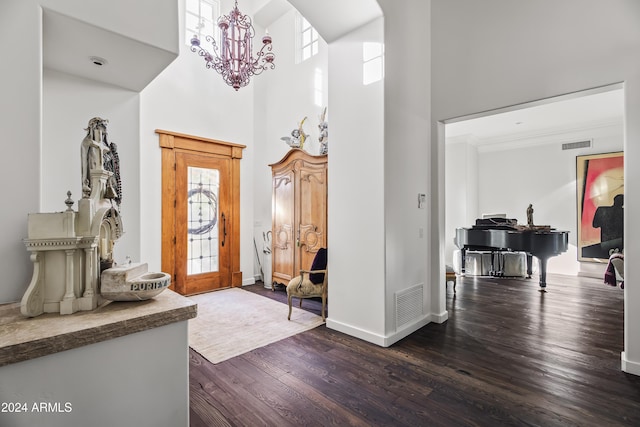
[270,149,327,288]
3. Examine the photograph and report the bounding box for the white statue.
[81,117,108,197]
[21,117,166,317]
[318,107,328,155]
[81,117,122,205]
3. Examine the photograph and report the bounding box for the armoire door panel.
[299,169,327,244]
[298,224,322,251]
[272,170,295,283]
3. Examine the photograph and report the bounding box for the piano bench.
[445,266,457,292]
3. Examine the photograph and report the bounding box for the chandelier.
[190,0,275,91]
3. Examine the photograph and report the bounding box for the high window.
[297,13,319,63]
[363,42,385,85]
[185,0,220,46]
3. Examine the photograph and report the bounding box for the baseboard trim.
[430,310,449,323]
[386,315,432,346]
[242,277,256,286]
[326,314,432,348]
[621,352,640,376]
[326,319,387,346]
[577,271,602,280]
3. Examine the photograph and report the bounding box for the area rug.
[188,287,324,364]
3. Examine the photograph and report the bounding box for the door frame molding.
[156,129,245,294]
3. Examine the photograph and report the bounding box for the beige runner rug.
[188,287,324,364]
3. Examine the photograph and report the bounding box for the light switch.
[418,193,426,209]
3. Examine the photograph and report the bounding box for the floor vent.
[396,284,423,330]
[562,140,591,150]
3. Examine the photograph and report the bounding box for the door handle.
[221,213,227,247]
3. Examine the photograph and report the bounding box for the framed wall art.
[576,151,624,262]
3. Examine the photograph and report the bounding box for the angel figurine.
[280,117,308,149]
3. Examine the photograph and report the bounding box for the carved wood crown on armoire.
[270,149,327,288]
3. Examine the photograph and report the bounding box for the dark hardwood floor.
[189,275,640,426]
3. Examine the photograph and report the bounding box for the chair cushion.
[309,248,327,284]
[287,276,323,297]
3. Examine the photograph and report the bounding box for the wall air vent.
[395,284,423,330]
[562,140,592,150]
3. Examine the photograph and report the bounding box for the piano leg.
[461,248,466,275]
[526,254,533,279]
[496,251,503,276]
[490,251,502,276]
[537,255,549,292]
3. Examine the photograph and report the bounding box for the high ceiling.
[42,0,623,143]
[42,0,382,91]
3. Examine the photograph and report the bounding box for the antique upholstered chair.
[286,248,327,321]
[445,264,457,292]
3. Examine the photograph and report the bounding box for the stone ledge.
[0,289,197,367]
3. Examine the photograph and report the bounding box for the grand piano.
[454,217,569,290]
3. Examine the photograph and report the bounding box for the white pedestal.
[263,253,272,289]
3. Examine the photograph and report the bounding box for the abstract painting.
[576,151,624,261]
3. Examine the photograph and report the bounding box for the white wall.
[432,0,640,375]
[444,136,478,265]
[0,321,190,427]
[0,0,41,304]
[379,0,433,337]
[325,18,387,342]
[43,70,140,264]
[293,0,434,345]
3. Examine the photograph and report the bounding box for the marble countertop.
[0,290,197,367]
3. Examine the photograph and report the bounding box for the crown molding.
[446,118,623,153]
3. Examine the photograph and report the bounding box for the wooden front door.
[176,152,230,294]
[157,130,244,295]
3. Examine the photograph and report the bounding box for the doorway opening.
[442,83,625,283]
